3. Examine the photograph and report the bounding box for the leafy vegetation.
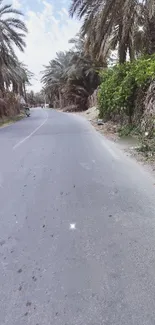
[0,0,32,119]
[42,0,155,121]
[66,0,155,156]
[98,55,155,123]
[70,0,155,63]
[118,125,140,137]
[26,91,44,107]
[41,36,101,111]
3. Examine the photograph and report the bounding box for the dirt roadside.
[0,112,25,128]
[78,106,155,174]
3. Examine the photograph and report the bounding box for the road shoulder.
[0,113,25,129]
[76,106,155,178]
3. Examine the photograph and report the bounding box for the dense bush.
[98,55,155,123]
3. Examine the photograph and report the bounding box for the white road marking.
[70,223,76,230]
[13,111,48,150]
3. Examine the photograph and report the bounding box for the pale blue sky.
[19,0,71,15]
[11,0,80,90]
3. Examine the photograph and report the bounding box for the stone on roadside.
[97,119,104,125]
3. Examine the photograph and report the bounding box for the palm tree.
[41,51,75,108]
[11,61,33,100]
[146,0,155,54]
[0,0,28,93]
[70,0,155,63]
[41,37,100,110]
[0,0,27,54]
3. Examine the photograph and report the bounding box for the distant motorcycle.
[25,107,30,117]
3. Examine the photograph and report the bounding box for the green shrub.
[118,124,140,137]
[98,55,155,123]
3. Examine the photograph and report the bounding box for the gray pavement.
[0,107,155,325]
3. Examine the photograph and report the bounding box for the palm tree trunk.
[13,81,18,93]
[59,89,62,109]
[129,44,135,61]
[0,72,5,96]
[18,83,23,96]
[118,43,127,64]
[23,82,27,102]
[147,17,155,54]
[118,24,127,64]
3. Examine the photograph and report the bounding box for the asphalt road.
[1,107,155,325]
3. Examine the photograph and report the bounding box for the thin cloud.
[14,0,81,91]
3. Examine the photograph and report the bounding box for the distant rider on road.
[24,104,30,116]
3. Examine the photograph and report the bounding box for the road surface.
[0,107,155,325]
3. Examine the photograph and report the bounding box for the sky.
[11,0,81,91]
